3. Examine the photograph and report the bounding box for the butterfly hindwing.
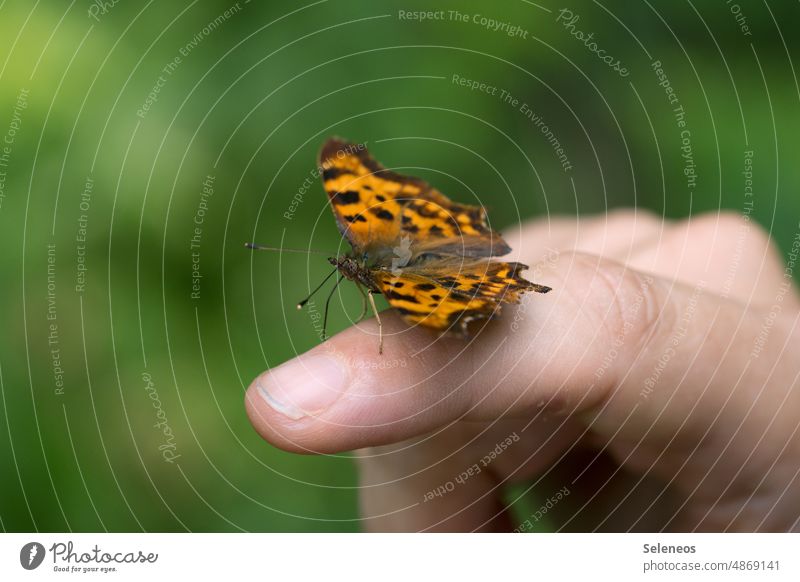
[414,259,551,302]
[371,260,550,335]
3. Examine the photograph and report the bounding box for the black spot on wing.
[394,306,425,316]
[331,190,360,205]
[446,309,467,324]
[415,283,437,291]
[437,276,458,289]
[383,289,420,303]
[447,293,470,303]
[323,167,350,181]
[370,208,394,221]
[413,203,441,218]
[344,214,367,223]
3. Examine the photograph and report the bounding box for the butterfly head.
[328,256,359,279]
[329,255,376,290]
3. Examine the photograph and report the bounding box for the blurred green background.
[1,0,798,532]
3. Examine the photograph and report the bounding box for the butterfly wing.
[319,138,511,257]
[371,260,550,335]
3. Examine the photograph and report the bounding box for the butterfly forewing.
[319,138,510,257]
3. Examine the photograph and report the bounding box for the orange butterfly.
[252,138,551,353]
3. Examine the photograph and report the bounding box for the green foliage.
[1,0,797,531]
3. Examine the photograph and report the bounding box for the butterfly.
[250,138,551,353]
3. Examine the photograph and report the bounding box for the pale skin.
[246,210,800,531]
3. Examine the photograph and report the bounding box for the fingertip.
[243,315,474,453]
[244,376,312,454]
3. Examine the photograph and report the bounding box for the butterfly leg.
[367,290,383,354]
[354,283,368,323]
[321,274,345,342]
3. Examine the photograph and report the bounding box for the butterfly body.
[319,138,552,339]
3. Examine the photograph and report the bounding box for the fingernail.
[256,355,349,420]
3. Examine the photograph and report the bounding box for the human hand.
[246,210,800,532]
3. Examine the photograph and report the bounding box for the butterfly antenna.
[297,267,339,310]
[245,242,328,255]
[321,274,345,341]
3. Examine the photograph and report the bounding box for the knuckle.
[607,207,662,227]
[714,210,746,231]
[629,272,673,357]
[688,211,781,270]
[590,258,672,382]
[691,210,764,243]
[681,210,739,235]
